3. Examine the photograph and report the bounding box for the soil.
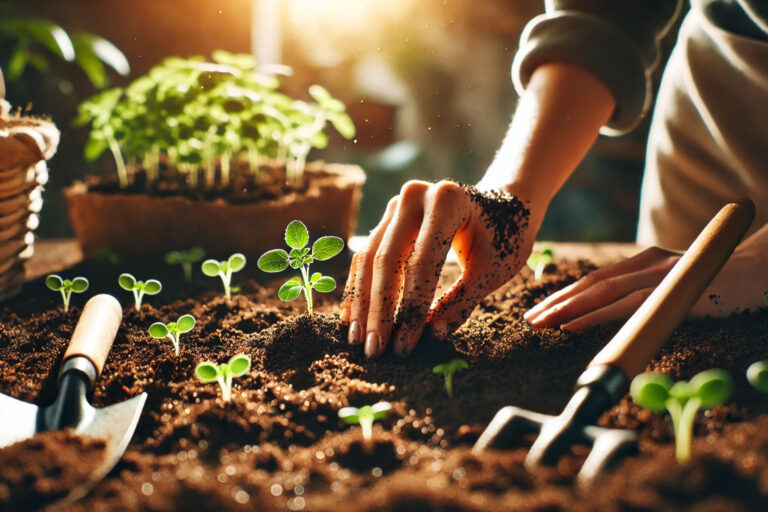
[1,256,768,511]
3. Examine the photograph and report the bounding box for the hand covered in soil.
[525,223,768,330]
[340,179,542,358]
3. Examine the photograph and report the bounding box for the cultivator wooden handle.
[63,294,123,379]
[590,199,755,378]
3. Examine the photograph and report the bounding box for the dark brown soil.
[2,257,768,511]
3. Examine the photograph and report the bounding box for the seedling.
[201,253,246,300]
[45,274,89,312]
[165,247,206,282]
[631,369,733,464]
[433,359,469,398]
[257,220,343,315]
[747,361,768,393]
[526,248,554,281]
[148,314,195,356]
[338,402,391,449]
[118,273,162,311]
[195,354,251,402]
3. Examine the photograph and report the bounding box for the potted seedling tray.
[2,249,768,511]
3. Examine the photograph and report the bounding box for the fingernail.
[365,332,380,358]
[348,321,362,344]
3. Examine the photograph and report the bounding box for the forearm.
[477,61,615,209]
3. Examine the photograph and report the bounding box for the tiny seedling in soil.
[165,247,206,282]
[631,369,733,464]
[201,253,246,300]
[45,274,89,312]
[118,273,162,311]
[148,314,195,356]
[526,248,554,281]
[195,354,251,402]
[433,359,469,398]
[257,220,343,315]
[338,402,391,450]
[747,361,768,393]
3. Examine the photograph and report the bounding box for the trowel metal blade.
[0,393,40,449]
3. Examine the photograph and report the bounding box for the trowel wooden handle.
[590,199,755,378]
[63,294,123,377]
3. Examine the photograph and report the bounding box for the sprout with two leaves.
[526,248,554,281]
[630,369,733,464]
[45,274,89,312]
[747,361,768,393]
[201,253,246,300]
[433,359,469,398]
[257,220,343,315]
[338,402,392,450]
[148,314,195,356]
[118,273,162,311]
[165,247,206,282]
[195,354,251,402]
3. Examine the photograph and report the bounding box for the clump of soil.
[1,257,768,511]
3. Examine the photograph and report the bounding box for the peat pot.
[65,164,365,259]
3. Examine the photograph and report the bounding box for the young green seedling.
[526,248,554,281]
[148,314,195,356]
[257,220,343,315]
[747,361,768,393]
[433,359,469,398]
[201,253,246,300]
[45,274,89,312]
[165,247,206,282]
[630,369,733,464]
[118,273,162,311]
[338,402,391,449]
[195,354,251,402]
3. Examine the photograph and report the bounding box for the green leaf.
[308,84,333,104]
[148,322,170,338]
[630,373,672,412]
[285,220,309,249]
[312,276,336,293]
[73,32,130,76]
[72,38,107,88]
[143,279,162,295]
[185,247,206,262]
[84,135,108,161]
[45,274,63,291]
[690,369,733,408]
[312,236,344,261]
[196,361,220,383]
[747,361,768,393]
[338,406,360,424]
[278,279,303,302]
[289,248,303,259]
[228,253,247,272]
[177,314,196,333]
[371,401,392,420]
[164,251,182,265]
[310,272,321,283]
[289,258,302,269]
[228,354,251,377]
[330,112,356,139]
[118,273,136,290]
[201,259,221,277]
[19,19,75,61]
[70,277,89,293]
[257,249,290,273]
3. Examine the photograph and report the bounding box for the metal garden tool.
[0,294,147,506]
[473,199,755,483]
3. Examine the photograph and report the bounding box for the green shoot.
[165,247,206,282]
[433,359,469,397]
[257,220,343,315]
[338,402,391,448]
[630,369,733,464]
[201,253,246,300]
[45,274,89,312]
[148,314,195,356]
[195,354,251,402]
[526,248,554,281]
[118,273,162,311]
[747,361,768,393]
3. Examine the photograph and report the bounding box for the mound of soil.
[1,256,768,511]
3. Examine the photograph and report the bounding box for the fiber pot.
[65,163,365,259]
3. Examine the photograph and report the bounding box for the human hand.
[340,179,543,358]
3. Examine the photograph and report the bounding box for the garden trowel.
[0,294,146,506]
[473,199,755,483]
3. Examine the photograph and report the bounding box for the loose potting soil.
[1,256,768,511]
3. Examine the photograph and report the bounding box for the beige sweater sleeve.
[513,0,683,136]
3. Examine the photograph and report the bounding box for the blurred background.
[1,0,683,241]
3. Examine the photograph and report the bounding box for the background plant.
[165,247,206,282]
[148,314,195,356]
[338,401,391,448]
[257,220,343,315]
[747,361,768,393]
[433,358,468,397]
[45,274,89,312]
[201,253,246,300]
[526,248,553,281]
[118,273,162,311]
[631,369,733,464]
[195,354,251,402]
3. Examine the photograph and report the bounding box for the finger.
[392,182,468,357]
[347,196,398,345]
[528,262,675,328]
[365,181,430,358]
[560,288,654,331]
[524,247,676,323]
[339,253,358,325]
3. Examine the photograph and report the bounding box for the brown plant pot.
[65,164,366,259]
